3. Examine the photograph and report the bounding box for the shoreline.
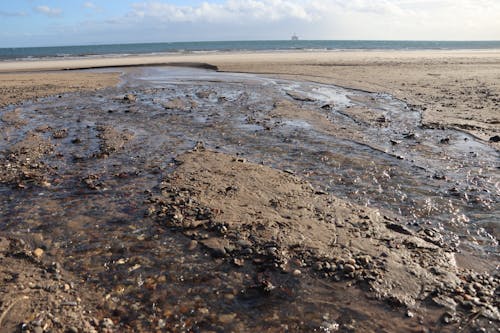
[1,49,500,72]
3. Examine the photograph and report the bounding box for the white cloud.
[84,2,97,9]
[35,5,62,17]
[0,10,28,17]
[118,0,500,40]
[5,0,499,46]
[130,0,318,23]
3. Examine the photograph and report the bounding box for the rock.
[292,269,302,276]
[344,264,356,273]
[163,98,196,111]
[385,223,413,235]
[52,129,68,139]
[286,91,315,102]
[233,258,244,267]
[489,135,500,142]
[346,258,356,266]
[441,311,456,325]
[157,319,166,329]
[33,248,44,259]
[67,326,79,333]
[236,239,252,248]
[432,295,457,311]
[313,262,323,271]
[187,240,198,251]
[201,238,227,257]
[124,94,136,102]
[219,313,237,324]
[101,318,114,329]
[357,255,371,266]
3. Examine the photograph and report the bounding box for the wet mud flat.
[0,66,498,332]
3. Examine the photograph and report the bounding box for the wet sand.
[1,50,499,142]
[0,54,499,332]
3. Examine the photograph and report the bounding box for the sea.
[1,40,500,61]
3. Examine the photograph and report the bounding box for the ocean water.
[1,40,500,60]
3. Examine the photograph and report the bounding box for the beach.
[1,50,499,142]
[0,50,499,332]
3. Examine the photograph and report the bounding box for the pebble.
[292,269,302,276]
[157,319,166,329]
[344,264,356,273]
[101,318,114,328]
[187,240,198,251]
[124,94,136,102]
[219,313,237,324]
[357,255,371,266]
[33,248,44,259]
[201,238,227,257]
[489,135,500,142]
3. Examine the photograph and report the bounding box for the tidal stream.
[0,66,498,332]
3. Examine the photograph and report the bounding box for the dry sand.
[0,72,119,108]
[0,50,499,142]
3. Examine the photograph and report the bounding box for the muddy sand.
[1,50,499,142]
[0,56,499,332]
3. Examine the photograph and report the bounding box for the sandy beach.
[1,50,499,142]
[1,51,499,332]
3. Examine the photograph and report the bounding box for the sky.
[1,0,499,47]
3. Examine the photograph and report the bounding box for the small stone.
[344,264,356,273]
[198,307,209,315]
[157,319,166,329]
[357,255,371,266]
[432,296,458,311]
[201,238,227,257]
[33,248,44,259]
[441,312,455,325]
[219,313,237,324]
[406,310,414,318]
[313,262,323,271]
[292,269,302,276]
[67,326,78,333]
[489,135,500,143]
[124,94,136,102]
[233,258,244,267]
[101,318,114,329]
[187,240,198,251]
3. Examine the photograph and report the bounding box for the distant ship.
[291,33,299,41]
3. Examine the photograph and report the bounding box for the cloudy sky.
[1,0,499,47]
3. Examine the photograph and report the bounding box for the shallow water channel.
[0,66,498,331]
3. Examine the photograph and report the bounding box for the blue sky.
[1,0,499,47]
